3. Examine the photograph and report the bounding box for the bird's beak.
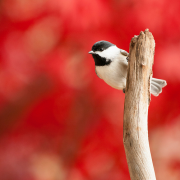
[88,51,94,54]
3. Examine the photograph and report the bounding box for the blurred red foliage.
[0,0,180,179]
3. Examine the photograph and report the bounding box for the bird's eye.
[99,48,103,51]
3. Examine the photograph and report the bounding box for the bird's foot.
[123,88,126,93]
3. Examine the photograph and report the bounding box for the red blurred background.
[0,0,180,179]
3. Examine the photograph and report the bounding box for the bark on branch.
[123,29,156,180]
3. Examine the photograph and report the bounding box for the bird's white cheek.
[96,46,120,59]
[96,51,112,59]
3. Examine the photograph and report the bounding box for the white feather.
[95,46,121,60]
[95,46,128,90]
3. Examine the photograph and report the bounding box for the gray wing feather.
[120,50,128,56]
[150,78,167,96]
[120,49,129,62]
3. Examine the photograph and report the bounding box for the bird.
[89,40,167,96]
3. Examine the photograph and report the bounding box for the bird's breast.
[95,60,127,90]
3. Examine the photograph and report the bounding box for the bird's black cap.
[91,40,115,52]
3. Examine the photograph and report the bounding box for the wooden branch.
[123,29,156,180]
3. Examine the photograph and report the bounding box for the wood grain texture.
[123,29,156,180]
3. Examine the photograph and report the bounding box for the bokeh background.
[0,0,180,179]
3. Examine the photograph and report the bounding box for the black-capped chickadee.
[89,40,167,96]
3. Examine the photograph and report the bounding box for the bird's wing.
[120,49,129,62]
[120,49,128,56]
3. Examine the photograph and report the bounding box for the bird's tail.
[150,78,167,96]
